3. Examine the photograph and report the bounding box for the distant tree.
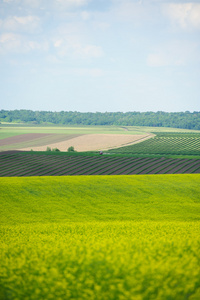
[67,146,75,152]
[52,148,60,152]
[46,147,51,151]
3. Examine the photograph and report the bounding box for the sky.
[0,0,200,113]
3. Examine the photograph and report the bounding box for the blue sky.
[0,0,200,112]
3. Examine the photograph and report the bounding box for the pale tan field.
[19,133,152,152]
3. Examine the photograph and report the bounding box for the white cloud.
[46,55,62,64]
[53,22,104,60]
[111,0,162,25]
[56,0,89,6]
[93,22,110,31]
[164,3,200,30]
[2,0,90,10]
[15,15,38,25]
[27,40,48,51]
[76,44,103,58]
[147,40,199,67]
[81,11,90,21]
[0,33,21,52]
[53,0,90,10]
[0,32,48,53]
[2,0,41,7]
[54,36,104,59]
[73,68,103,77]
[113,0,148,20]
[0,15,40,32]
[147,52,185,67]
[22,0,41,8]
[54,39,63,48]
[147,53,168,67]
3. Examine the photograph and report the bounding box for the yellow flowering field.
[0,175,200,299]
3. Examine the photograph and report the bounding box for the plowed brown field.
[19,134,151,152]
[0,133,83,151]
[0,133,51,146]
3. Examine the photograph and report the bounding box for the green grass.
[0,175,200,299]
[125,126,200,133]
[0,125,146,139]
[7,149,200,160]
[1,175,200,223]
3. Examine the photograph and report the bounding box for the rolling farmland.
[0,125,150,152]
[1,124,199,152]
[1,124,200,300]
[0,151,200,176]
[0,175,200,300]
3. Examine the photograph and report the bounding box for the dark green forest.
[0,110,200,130]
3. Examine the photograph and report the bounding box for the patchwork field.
[1,124,199,152]
[18,134,150,152]
[1,124,200,299]
[0,151,200,176]
[0,175,200,300]
[0,125,151,152]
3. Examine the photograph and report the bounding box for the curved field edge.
[0,174,200,224]
[18,134,150,152]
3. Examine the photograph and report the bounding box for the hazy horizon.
[1,109,199,114]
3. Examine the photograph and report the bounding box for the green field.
[1,124,199,140]
[0,175,200,300]
[109,132,200,156]
[0,125,145,140]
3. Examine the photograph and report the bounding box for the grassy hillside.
[1,175,200,224]
[0,175,200,299]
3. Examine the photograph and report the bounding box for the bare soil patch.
[19,134,150,152]
[0,133,51,146]
[0,133,83,151]
[0,150,25,155]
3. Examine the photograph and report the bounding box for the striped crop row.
[0,152,200,176]
[108,133,200,155]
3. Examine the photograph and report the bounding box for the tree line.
[0,110,200,130]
